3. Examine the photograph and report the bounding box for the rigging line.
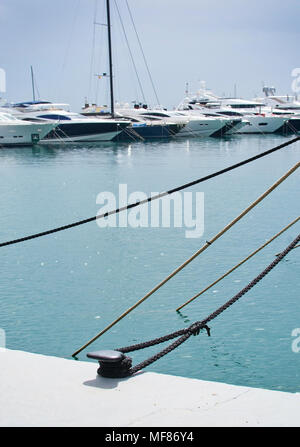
[250,113,279,137]
[0,136,299,250]
[72,160,300,357]
[286,120,299,136]
[116,125,145,142]
[176,216,300,311]
[113,0,147,105]
[126,127,145,141]
[57,0,81,98]
[88,0,99,103]
[94,0,106,106]
[51,126,78,145]
[125,0,160,107]
[167,125,181,138]
[181,121,208,138]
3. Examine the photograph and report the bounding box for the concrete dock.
[0,349,299,427]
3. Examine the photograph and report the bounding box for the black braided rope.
[0,136,298,248]
[117,232,300,376]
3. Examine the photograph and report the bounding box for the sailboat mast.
[31,66,36,102]
[106,0,114,118]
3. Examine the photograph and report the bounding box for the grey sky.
[0,0,299,111]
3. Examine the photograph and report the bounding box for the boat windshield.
[39,114,72,121]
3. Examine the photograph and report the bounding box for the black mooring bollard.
[87,350,132,378]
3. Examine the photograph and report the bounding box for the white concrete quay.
[0,349,299,427]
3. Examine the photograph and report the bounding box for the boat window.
[39,114,71,120]
[141,112,169,118]
[219,111,243,116]
[230,104,258,109]
[22,118,46,122]
[139,116,161,121]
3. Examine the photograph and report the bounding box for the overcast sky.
[0,0,299,111]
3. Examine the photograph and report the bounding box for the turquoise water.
[0,134,299,393]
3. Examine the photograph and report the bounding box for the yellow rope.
[72,160,300,357]
[176,216,300,311]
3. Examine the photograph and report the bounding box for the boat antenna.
[185,82,189,97]
[31,66,36,102]
[106,0,115,118]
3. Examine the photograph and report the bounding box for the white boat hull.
[227,115,287,134]
[176,117,227,137]
[4,104,130,143]
[40,130,122,143]
[0,122,55,146]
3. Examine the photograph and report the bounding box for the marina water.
[0,134,299,393]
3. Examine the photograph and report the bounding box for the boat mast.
[31,66,36,102]
[106,0,114,118]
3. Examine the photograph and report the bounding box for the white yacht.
[214,98,288,134]
[0,111,56,146]
[114,104,235,138]
[140,110,231,138]
[5,101,130,143]
[176,100,249,136]
[184,85,288,134]
[82,103,186,140]
[253,88,300,135]
[258,87,300,112]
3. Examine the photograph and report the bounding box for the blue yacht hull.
[112,123,181,141]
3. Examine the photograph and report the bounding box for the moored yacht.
[0,110,56,146]
[258,87,300,112]
[191,98,288,134]
[276,116,300,135]
[253,88,300,135]
[5,101,130,143]
[213,98,288,134]
[113,104,236,138]
[183,83,289,134]
[82,103,185,140]
[176,100,249,136]
[137,109,228,138]
[262,106,300,135]
[112,114,184,141]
